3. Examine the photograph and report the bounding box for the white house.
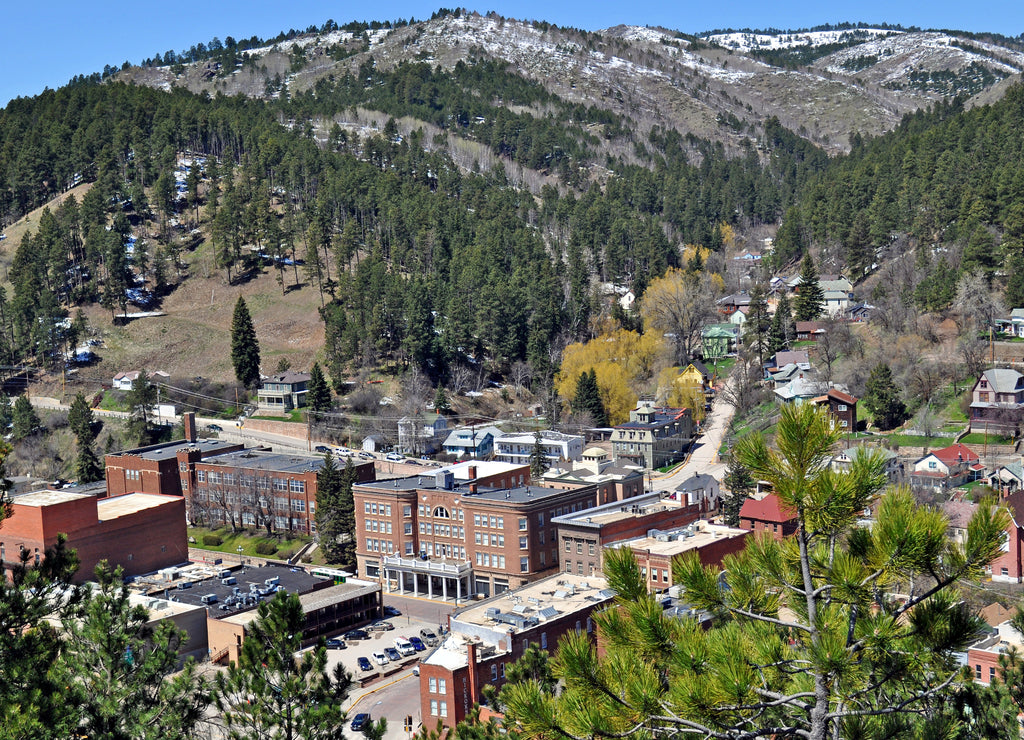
[112,370,169,391]
[442,425,504,459]
[493,430,584,466]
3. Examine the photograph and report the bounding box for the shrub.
[278,549,296,561]
[254,540,278,556]
[202,534,223,547]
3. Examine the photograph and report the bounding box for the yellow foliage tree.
[641,267,725,365]
[655,366,708,423]
[556,329,666,424]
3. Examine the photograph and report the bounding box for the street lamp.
[237,545,244,565]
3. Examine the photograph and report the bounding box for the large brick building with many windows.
[353,467,601,599]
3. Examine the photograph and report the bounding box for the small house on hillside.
[739,493,798,541]
[909,443,984,490]
[813,389,858,430]
[970,368,1024,436]
[113,370,169,391]
[257,371,311,415]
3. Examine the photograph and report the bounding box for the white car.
[385,452,404,462]
[372,650,389,666]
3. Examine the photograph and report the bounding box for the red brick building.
[418,573,615,729]
[186,450,374,534]
[739,493,798,540]
[104,413,242,498]
[553,491,716,578]
[606,520,750,591]
[0,490,187,583]
[354,464,599,599]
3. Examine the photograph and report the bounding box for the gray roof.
[675,473,718,492]
[201,449,328,474]
[982,368,1024,394]
[357,475,585,505]
[111,438,239,462]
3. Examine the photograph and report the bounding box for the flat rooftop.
[109,438,239,462]
[453,573,613,630]
[610,521,748,557]
[554,493,688,529]
[97,493,180,520]
[200,449,327,474]
[146,564,325,617]
[13,490,92,507]
[435,460,527,479]
[358,475,585,504]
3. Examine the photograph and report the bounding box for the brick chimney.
[466,642,478,705]
[468,465,477,480]
[183,412,197,443]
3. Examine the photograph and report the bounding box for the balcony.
[382,555,472,576]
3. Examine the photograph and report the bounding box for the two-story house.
[494,430,584,467]
[909,443,985,490]
[813,389,858,430]
[257,371,311,415]
[442,425,504,459]
[970,368,1024,436]
[612,403,694,470]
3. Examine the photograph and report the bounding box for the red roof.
[740,493,797,524]
[826,388,858,405]
[930,443,980,467]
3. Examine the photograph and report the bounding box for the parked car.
[325,638,346,649]
[350,713,370,731]
[419,628,439,646]
[383,605,401,617]
[357,656,373,672]
[385,452,404,462]
[208,424,223,432]
[408,636,426,652]
[372,651,389,666]
[394,637,416,656]
[384,647,402,662]
[344,629,370,641]
[370,620,394,632]
[314,445,331,453]
[358,452,374,460]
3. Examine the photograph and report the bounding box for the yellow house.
[675,360,711,392]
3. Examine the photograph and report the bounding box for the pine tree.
[213,591,352,740]
[75,442,103,483]
[572,368,607,427]
[307,363,331,413]
[863,361,909,431]
[743,283,771,367]
[315,451,345,564]
[506,404,1011,740]
[126,369,158,444]
[794,252,825,322]
[721,458,755,527]
[529,431,549,479]
[67,391,95,444]
[57,562,210,739]
[768,291,795,355]
[434,386,451,415]
[11,394,40,441]
[231,296,261,389]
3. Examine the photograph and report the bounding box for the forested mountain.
[1,9,1023,395]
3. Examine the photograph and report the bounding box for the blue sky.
[1,1,1021,106]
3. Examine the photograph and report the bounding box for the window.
[404,523,413,535]
[539,531,544,545]
[541,633,548,649]
[990,667,996,682]
[565,560,572,573]
[474,514,481,526]
[197,470,206,482]
[662,569,669,582]
[576,542,583,554]
[288,480,304,494]
[439,702,448,718]
[564,540,571,552]
[492,664,499,680]
[385,505,392,516]
[404,505,412,517]
[537,513,544,526]
[519,536,528,549]
[490,516,498,528]
[539,551,545,566]
[837,404,847,411]
[840,420,849,428]
[405,542,414,555]
[518,518,527,531]
[928,461,937,470]
[1003,567,1010,576]
[273,478,287,491]
[291,499,305,512]
[497,517,504,528]
[439,679,446,693]
[364,502,372,513]
[429,678,437,693]
[433,506,450,518]
[430,700,438,716]
[371,503,378,515]
[181,478,188,490]
[520,557,529,572]
[588,543,595,555]
[224,473,235,485]
[975,664,982,679]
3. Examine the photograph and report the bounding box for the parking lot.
[317,596,456,739]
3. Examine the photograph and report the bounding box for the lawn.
[187,526,311,561]
[960,432,1015,446]
[97,390,129,412]
[884,434,951,448]
[707,357,736,378]
[251,410,305,423]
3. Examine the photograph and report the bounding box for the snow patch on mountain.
[707,28,898,51]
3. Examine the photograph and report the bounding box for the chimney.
[466,642,479,705]
[470,483,478,495]
[468,465,477,480]
[183,412,197,443]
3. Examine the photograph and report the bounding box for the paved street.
[652,373,737,489]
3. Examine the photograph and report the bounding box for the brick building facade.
[354,467,599,599]
[739,493,798,540]
[0,490,187,583]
